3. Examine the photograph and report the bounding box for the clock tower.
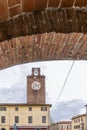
[27,68,45,104]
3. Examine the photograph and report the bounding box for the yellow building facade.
[0,104,51,130]
[72,114,86,130]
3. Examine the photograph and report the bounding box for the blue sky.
[0,60,87,105]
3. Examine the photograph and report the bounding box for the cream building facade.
[0,104,51,130]
[72,114,86,130]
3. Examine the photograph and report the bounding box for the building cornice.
[0,103,52,107]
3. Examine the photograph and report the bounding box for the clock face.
[32,81,41,90]
[34,69,38,76]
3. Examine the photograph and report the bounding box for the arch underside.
[0,32,87,69]
[0,7,87,69]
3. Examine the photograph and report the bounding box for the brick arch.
[0,32,87,69]
[0,0,87,23]
[0,0,87,69]
[0,8,87,42]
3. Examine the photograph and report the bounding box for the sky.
[0,60,87,107]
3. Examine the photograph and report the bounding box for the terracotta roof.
[50,121,71,126]
[72,114,86,120]
[57,121,72,124]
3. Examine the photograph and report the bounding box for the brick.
[71,9,78,32]
[47,10,55,32]
[29,13,38,34]
[23,15,32,35]
[22,0,35,12]
[0,8,87,42]
[9,5,21,17]
[42,11,50,32]
[61,0,74,7]
[75,0,87,7]
[66,9,74,32]
[60,10,68,33]
[48,0,60,7]
[8,0,20,7]
[57,10,65,33]
[33,12,42,33]
[52,10,60,32]
[40,33,47,59]
[34,0,47,11]
[0,32,87,69]
[35,12,46,33]
[81,11,87,33]
[73,34,85,58]
[0,0,8,22]
[75,10,83,32]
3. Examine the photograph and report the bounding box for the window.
[1,128,6,130]
[41,107,47,111]
[15,107,18,111]
[78,118,80,122]
[29,107,32,111]
[61,125,63,129]
[0,107,6,111]
[75,120,77,123]
[63,125,66,129]
[28,116,32,123]
[35,129,41,130]
[1,116,5,123]
[42,116,46,123]
[74,125,80,129]
[15,116,19,123]
[81,118,83,121]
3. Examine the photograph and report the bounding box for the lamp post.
[14,124,18,130]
